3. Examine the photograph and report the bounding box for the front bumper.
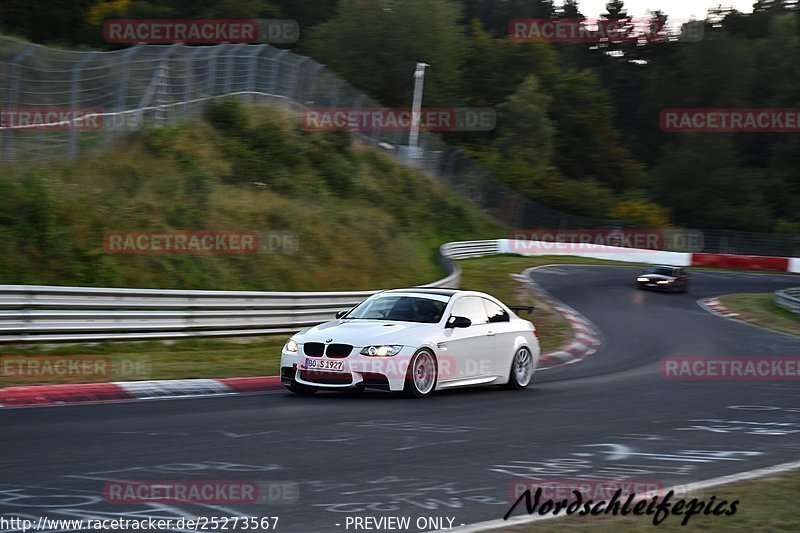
[637,280,674,290]
[280,348,416,392]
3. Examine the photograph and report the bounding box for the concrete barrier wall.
[498,239,692,266]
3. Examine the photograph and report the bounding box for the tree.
[461,0,556,35]
[558,0,585,19]
[549,70,640,191]
[0,0,94,44]
[492,75,555,174]
[306,0,466,107]
[459,20,557,108]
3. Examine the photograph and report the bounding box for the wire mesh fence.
[1,35,798,257]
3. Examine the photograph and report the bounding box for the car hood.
[640,274,674,281]
[296,320,438,347]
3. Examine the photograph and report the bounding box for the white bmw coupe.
[280,289,540,398]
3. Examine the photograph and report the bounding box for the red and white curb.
[513,267,602,370]
[0,376,282,408]
[701,297,745,320]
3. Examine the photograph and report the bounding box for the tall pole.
[408,62,429,163]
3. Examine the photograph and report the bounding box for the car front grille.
[302,342,353,358]
[303,342,325,357]
[326,343,353,358]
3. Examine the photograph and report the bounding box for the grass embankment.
[0,100,500,290]
[506,471,800,531]
[717,293,800,337]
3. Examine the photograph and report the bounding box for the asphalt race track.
[3,265,800,532]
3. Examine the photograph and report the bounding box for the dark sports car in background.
[636,266,690,292]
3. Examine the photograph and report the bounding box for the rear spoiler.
[509,305,534,315]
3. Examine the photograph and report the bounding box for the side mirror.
[446,315,472,329]
[335,310,348,319]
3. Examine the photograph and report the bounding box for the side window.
[450,296,489,325]
[482,298,509,323]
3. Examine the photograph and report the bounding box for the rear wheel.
[403,349,437,398]
[506,347,533,389]
[286,381,318,396]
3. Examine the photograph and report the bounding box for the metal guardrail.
[775,288,800,315]
[0,240,499,343]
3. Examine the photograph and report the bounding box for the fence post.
[246,44,267,103]
[2,44,40,160]
[205,44,226,96]
[289,56,311,101]
[67,51,98,158]
[268,48,290,95]
[112,45,142,139]
[223,43,246,95]
[183,46,205,118]
[329,77,341,108]
[302,62,324,105]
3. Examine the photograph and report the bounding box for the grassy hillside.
[0,101,502,290]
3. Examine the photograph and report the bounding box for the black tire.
[285,381,318,396]
[505,347,534,390]
[403,349,438,398]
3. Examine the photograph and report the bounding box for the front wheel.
[286,381,318,396]
[403,349,438,398]
[506,347,534,389]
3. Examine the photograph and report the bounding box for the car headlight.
[284,339,299,353]
[637,277,649,282]
[657,280,671,285]
[360,345,403,357]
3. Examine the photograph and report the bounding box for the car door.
[481,297,516,377]
[440,296,493,382]
[678,268,690,290]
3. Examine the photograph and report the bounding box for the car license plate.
[304,358,345,372]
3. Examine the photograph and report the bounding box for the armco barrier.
[0,241,497,344]
[691,253,789,271]
[775,288,800,315]
[0,239,796,344]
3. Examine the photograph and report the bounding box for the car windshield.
[646,267,675,276]
[345,294,448,323]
